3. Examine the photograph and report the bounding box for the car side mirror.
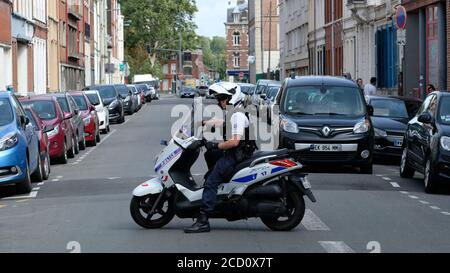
[260,94,267,100]
[418,112,433,124]
[90,105,96,111]
[43,125,54,133]
[64,113,73,120]
[74,109,79,115]
[20,116,30,126]
[367,105,374,116]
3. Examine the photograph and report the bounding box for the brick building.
[225,0,249,82]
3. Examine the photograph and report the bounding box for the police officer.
[184,82,251,233]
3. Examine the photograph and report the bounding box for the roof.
[285,76,358,88]
[68,91,84,95]
[19,94,57,101]
[226,0,248,23]
[0,91,11,98]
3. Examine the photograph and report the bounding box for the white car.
[84,90,110,134]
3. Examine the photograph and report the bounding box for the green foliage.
[119,0,198,76]
[199,36,227,80]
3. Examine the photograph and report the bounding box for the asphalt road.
[0,96,449,253]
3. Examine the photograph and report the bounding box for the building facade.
[0,0,13,91]
[403,0,448,99]
[279,0,309,79]
[248,0,280,83]
[225,0,250,83]
[47,0,60,92]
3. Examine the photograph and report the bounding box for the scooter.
[130,126,316,231]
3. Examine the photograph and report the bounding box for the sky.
[194,0,235,38]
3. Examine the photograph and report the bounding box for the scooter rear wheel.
[261,186,305,231]
[130,194,175,229]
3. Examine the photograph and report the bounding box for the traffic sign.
[395,6,407,30]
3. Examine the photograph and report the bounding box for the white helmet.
[208,82,245,106]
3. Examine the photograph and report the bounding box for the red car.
[69,91,100,146]
[20,96,76,164]
[23,107,52,180]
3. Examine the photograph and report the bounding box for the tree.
[119,0,198,75]
[198,36,227,80]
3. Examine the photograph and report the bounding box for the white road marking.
[107,177,121,180]
[56,176,63,179]
[441,212,450,216]
[409,195,419,199]
[33,187,40,191]
[400,191,409,194]
[302,209,331,231]
[2,191,38,200]
[419,200,430,205]
[382,177,391,181]
[52,179,60,182]
[319,241,355,253]
[430,206,441,210]
[37,182,44,186]
[390,182,401,188]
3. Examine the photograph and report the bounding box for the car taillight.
[269,159,297,167]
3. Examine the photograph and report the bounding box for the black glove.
[205,142,219,151]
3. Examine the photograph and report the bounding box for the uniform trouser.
[200,151,237,217]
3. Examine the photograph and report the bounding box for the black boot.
[184,214,210,233]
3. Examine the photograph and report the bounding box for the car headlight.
[0,133,19,151]
[83,117,91,126]
[441,136,450,151]
[47,125,60,138]
[108,100,118,109]
[354,119,371,134]
[281,117,299,134]
[374,128,387,138]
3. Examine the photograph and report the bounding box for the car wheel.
[31,152,44,183]
[424,157,439,194]
[59,142,68,164]
[16,157,32,194]
[42,153,50,180]
[68,137,75,158]
[96,132,101,143]
[107,125,110,133]
[74,135,80,155]
[400,147,415,178]
[79,135,86,150]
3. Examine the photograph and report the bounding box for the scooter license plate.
[301,177,311,189]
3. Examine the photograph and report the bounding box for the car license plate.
[394,139,403,147]
[310,144,342,152]
[301,177,311,189]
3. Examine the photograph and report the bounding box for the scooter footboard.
[132,177,164,197]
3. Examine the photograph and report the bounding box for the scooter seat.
[233,149,289,174]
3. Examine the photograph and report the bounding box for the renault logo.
[321,126,331,137]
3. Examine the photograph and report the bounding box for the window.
[233,53,240,68]
[171,64,177,74]
[233,31,241,46]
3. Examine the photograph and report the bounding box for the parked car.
[197,86,209,97]
[277,76,374,174]
[400,91,450,193]
[134,84,147,105]
[21,95,76,163]
[52,92,86,153]
[367,96,423,158]
[180,87,198,98]
[127,84,142,112]
[70,91,101,146]
[238,83,255,96]
[135,84,152,102]
[23,107,52,181]
[0,92,40,193]
[115,84,137,114]
[84,85,125,124]
[260,83,281,105]
[84,90,110,134]
[252,80,280,105]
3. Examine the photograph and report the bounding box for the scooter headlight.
[0,133,19,151]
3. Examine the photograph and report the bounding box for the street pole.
[331,0,335,76]
[178,32,183,95]
[260,0,264,80]
[267,0,272,80]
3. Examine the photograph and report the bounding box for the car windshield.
[21,100,57,120]
[283,86,366,117]
[24,109,38,128]
[267,87,279,100]
[439,97,450,125]
[86,93,101,105]
[115,85,129,96]
[96,86,117,99]
[0,98,14,126]
[136,84,148,91]
[72,95,88,111]
[371,99,409,118]
[240,85,252,95]
[57,97,70,113]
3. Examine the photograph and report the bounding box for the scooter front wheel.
[130,194,175,229]
[261,187,305,231]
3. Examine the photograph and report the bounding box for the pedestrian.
[364,77,377,96]
[426,84,436,95]
[357,78,364,93]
